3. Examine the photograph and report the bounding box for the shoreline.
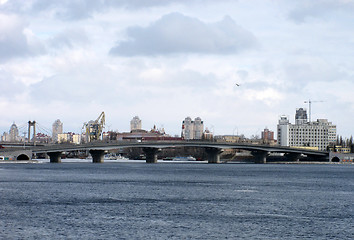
[1,160,353,165]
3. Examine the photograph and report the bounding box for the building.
[181,117,204,140]
[36,133,51,144]
[295,108,308,125]
[72,134,81,144]
[329,146,351,153]
[214,135,242,143]
[261,128,274,141]
[57,132,81,144]
[130,116,142,132]
[277,109,336,151]
[181,117,193,140]
[9,123,19,142]
[194,117,204,139]
[52,119,63,143]
[203,128,214,140]
[57,133,68,143]
[1,132,9,141]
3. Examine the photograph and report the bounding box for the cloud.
[0,0,103,20]
[29,73,115,104]
[29,64,217,106]
[283,57,345,87]
[236,70,248,80]
[0,14,45,62]
[110,13,258,56]
[0,68,26,98]
[49,28,90,49]
[288,0,354,23]
[0,0,219,20]
[1,0,354,137]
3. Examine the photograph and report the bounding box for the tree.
[349,136,353,146]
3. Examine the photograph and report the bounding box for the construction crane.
[304,100,324,122]
[83,112,105,142]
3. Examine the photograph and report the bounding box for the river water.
[0,162,353,239]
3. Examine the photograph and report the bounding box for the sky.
[1,0,354,138]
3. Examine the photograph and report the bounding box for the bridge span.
[29,141,329,164]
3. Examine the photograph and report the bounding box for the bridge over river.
[20,141,328,164]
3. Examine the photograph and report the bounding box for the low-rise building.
[57,132,81,144]
[328,146,351,153]
[1,132,9,142]
[36,133,51,144]
[215,135,241,143]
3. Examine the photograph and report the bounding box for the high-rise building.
[130,116,142,132]
[295,108,308,125]
[277,109,336,151]
[194,117,204,139]
[181,117,204,140]
[9,123,19,142]
[52,119,63,143]
[182,117,193,140]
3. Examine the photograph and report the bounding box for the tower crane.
[83,112,105,142]
[304,100,324,122]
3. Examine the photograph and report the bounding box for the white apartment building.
[277,108,336,151]
[181,117,204,140]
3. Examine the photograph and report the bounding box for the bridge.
[21,141,329,164]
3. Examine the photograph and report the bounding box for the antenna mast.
[304,100,324,122]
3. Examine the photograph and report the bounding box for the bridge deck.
[30,141,328,156]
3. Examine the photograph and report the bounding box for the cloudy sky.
[1,0,353,138]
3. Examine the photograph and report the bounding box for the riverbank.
[1,159,353,164]
[0,160,40,164]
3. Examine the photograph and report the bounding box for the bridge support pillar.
[89,150,105,163]
[285,153,302,162]
[48,152,62,163]
[252,151,269,164]
[205,147,223,164]
[143,148,161,163]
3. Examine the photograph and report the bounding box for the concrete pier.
[205,147,223,163]
[89,150,105,163]
[252,151,269,164]
[48,152,62,163]
[143,148,160,163]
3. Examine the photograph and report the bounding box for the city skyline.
[0,110,346,141]
[1,1,354,138]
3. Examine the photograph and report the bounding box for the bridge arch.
[331,157,340,163]
[17,154,30,161]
